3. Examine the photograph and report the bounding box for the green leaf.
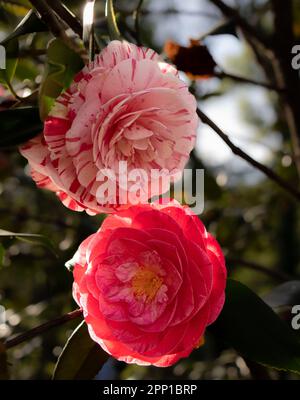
[15,58,40,81]
[0,107,42,148]
[53,321,109,380]
[39,38,84,120]
[105,0,121,41]
[0,228,57,256]
[1,10,47,46]
[0,38,19,89]
[0,342,9,380]
[213,279,300,374]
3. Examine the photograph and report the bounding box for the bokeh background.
[0,0,300,379]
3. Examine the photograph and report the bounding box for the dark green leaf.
[0,107,42,148]
[105,0,121,41]
[53,321,109,380]
[0,10,47,46]
[15,58,40,81]
[0,228,57,256]
[39,38,84,120]
[213,279,300,374]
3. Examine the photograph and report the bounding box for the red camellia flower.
[70,200,227,366]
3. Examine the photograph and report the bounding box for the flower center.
[132,268,163,303]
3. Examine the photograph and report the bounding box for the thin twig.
[197,108,300,202]
[227,257,291,282]
[4,309,83,349]
[207,0,282,95]
[214,70,285,92]
[6,81,21,101]
[270,0,300,180]
[208,0,279,95]
[209,0,272,52]
[209,0,300,181]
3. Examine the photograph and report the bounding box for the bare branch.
[227,257,291,282]
[4,309,83,349]
[209,0,272,52]
[209,0,300,181]
[214,70,285,92]
[270,0,300,180]
[197,108,300,202]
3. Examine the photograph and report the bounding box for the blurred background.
[0,0,300,379]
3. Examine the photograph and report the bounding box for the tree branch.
[270,0,300,180]
[208,0,280,96]
[209,0,272,52]
[214,70,285,92]
[197,108,300,202]
[4,309,83,349]
[209,0,300,181]
[226,257,291,282]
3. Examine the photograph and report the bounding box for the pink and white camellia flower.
[20,41,198,214]
[70,200,227,366]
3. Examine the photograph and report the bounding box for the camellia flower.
[20,41,198,214]
[70,200,227,366]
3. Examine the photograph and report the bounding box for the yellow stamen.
[132,268,163,302]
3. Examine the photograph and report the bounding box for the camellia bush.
[0,0,300,380]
